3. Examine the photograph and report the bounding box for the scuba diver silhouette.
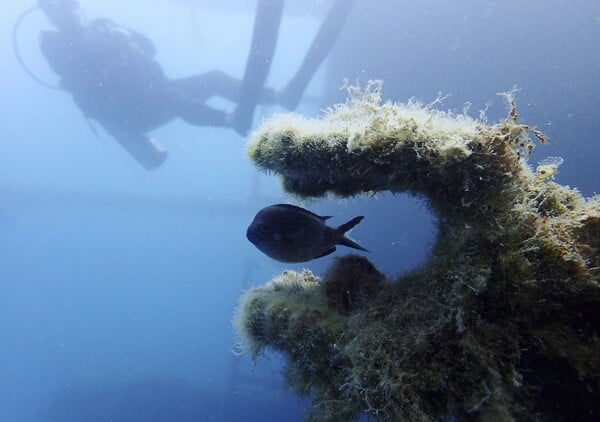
[14,0,355,170]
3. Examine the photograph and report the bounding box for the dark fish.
[246,204,368,263]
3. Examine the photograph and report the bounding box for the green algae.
[234,83,599,421]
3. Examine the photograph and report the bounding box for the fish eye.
[259,223,270,233]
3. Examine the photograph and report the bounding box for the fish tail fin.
[337,216,364,233]
[336,216,369,252]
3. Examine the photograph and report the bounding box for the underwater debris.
[235,83,600,421]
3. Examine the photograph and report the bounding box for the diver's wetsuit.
[40,19,258,131]
[37,0,352,169]
[40,16,277,169]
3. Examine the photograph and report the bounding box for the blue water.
[1,1,598,421]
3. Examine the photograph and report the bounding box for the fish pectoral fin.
[315,246,336,259]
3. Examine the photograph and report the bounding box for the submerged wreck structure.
[234,82,599,421]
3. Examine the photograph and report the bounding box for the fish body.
[246,204,368,263]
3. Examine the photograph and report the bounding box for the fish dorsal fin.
[274,204,330,221]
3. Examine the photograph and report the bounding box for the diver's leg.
[171,71,278,104]
[176,102,232,128]
[149,79,230,128]
[279,0,356,110]
[171,72,235,102]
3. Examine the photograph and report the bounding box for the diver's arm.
[101,123,167,171]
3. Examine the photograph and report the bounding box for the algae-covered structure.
[234,82,599,421]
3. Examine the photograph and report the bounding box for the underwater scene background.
[1,0,598,420]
